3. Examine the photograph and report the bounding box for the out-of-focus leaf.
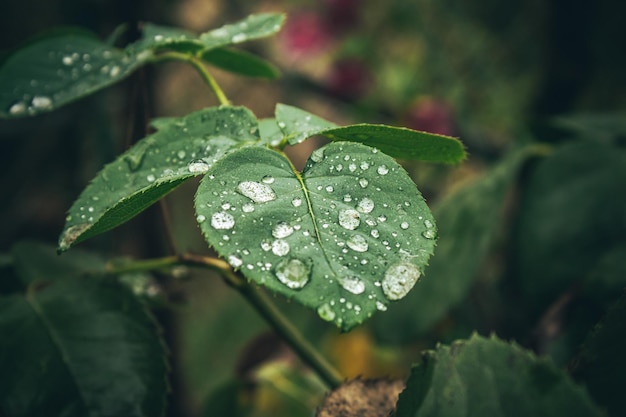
[394,334,603,417]
[373,146,544,342]
[202,47,280,79]
[199,380,250,417]
[513,140,626,313]
[551,113,626,142]
[275,104,465,163]
[195,142,437,330]
[0,278,168,417]
[58,106,259,252]
[572,295,626,417]
[0,30,149,118]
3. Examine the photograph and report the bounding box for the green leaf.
[513,140,626,313]
[0,30,149,118]
[275,104,466,163]
[394,334,604,417]
[132,14,285,54]
[373,146,545,342]
[201,47,280,79]
[198,13,286,50]
[12,240,106,286]
[258,118,284,146]
[572,295,626,417]
[58,106,260,252]
[194,142,437,330]
[0,278,168,417]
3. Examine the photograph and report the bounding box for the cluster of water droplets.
[6,45,145,117]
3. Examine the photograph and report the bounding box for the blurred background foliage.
[1,0,625,416]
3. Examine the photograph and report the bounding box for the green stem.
[151,52,230,106]
[106,254,343,389]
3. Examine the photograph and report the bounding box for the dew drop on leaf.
[377,165,389,175]
[228,255,243,268]
[340,275,365,294]
[359,178,369,188]
[211,211,235,230]
[346,233,369,252]
[272,222,294,238]
[271,239,290,256]
[291,197,303,207]
[400,222,409,230]
[236,181,277,203]
[196,214,206,223]
[422,229,437,239]
[188,159,210,173]
[338,209,360,230]
[262,175,275,184]
[32,95,52,109]
[317,303,336,321]
[9,102,26,115]
[242,203,255,213]
[375,301,388,311]
[382,262,422,300]
[356,197,375,213]
[274,258,311,289]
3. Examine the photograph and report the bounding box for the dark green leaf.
[0,31,149,118]
[395,334,603,417]
[513,140,626,313]
[12,240,106,286]
[374,146,544,342]
[572,295,626,417]
[195,142,437,330]
[551,113,626,142]
[275,104,466,163]
[202,47,280,79]
[0,278,168,417]
[200,380,250,417]
[58,106,260,252]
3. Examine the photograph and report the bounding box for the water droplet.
[377,165,389,175]
[424,219,434,228]
[310,148,325,162]
[291,198,303,207]
[274,258,310,289]
[188,159,209,173]
[211,212,235,230]
[422,229,437,239]
[382,262,421,300]
[359,178,369,188]
[370,229,380,238]
[347,234,369,252]
[376,301,388,311]
[242,203,255,213]
[271,239,290,256]
[356,198,375,214]
[110,66,121,77]
[228,255,243,268]
[146,174,156,182]
[325,185,334,192]
[236,181,276,203]
[338,209,360,230]
[177,150,186,159]
[377,215,387,222]
[9,102,26,115]
[360,161,370,170]
[317,303,336,321]
[272,222,294,238]
[400,222,409,230]
[261,240,272,251]
[262,175,275,184]
[154,34,164,41]
[348,163,357,172]
[336,164,343,171]
[32,96,52,109]
[196,214,206,223]
[340,275,365,294]
[232,33,247,43]
[62,55,74,65]
[343,194,352,203]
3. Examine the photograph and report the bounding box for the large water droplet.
[317,303,336,322]
[236,181,276,203]
[347,234,369,252]
[422,229,437,239]
[271,239,290,256]
[377,165,389,175]
[272,222,294,238]
[9,102,26,115]
[188,159,209,173]
[382,262,421,300]
[292,197,303,207]
[232,33,247,43]
[211,211,235,230]
[228,255,243,268]
[359,178,369,188]
[32,96,52,109]
[274,258,311,289]
[338,209,360,230]
[340,275,365,294]
[356,198,375,214]
[262,175,275,184]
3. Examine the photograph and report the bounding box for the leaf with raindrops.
[275,104,466,164]
[131,13,285,54]
[58,106,260,252]
[194,142,438,330]
[0,30,150,118]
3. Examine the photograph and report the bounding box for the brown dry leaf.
[316,378,405,417]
